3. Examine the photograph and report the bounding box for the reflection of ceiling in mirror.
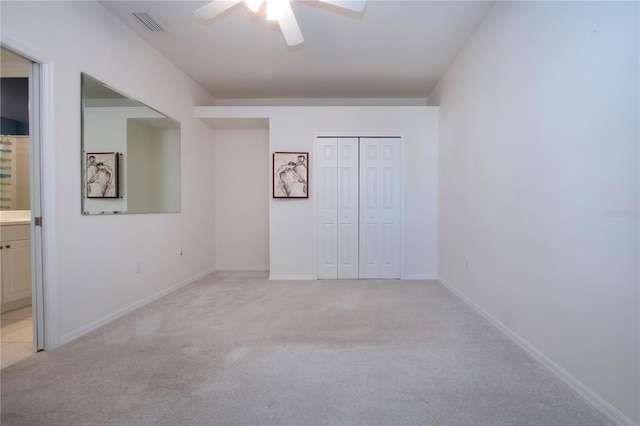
[82,74,141,108]
[82,75,125,99]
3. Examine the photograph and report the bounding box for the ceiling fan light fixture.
[194,0,366,47]
[266,0,287,21]
[244,0,264,13]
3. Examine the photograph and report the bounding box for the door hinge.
[35,217,42,227]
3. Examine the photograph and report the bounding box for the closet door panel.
[337,138,359,279]
[380,138,402,279]
[317,138,338,279]
[359,139,382,279]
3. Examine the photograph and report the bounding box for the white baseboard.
[403,274,437,280]
[437,277,637,426]
[58,267,217,347]
[1,296,31,313]
[269,274,315,280]
[216,266,269,271]
[268,274,438,281]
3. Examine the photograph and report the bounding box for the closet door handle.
[5,245,10,249]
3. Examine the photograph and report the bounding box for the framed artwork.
[273,152,308,198]
[86,152,119,198]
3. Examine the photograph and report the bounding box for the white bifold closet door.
[359,138,402,279]
[318,138,359,279]
[317,137,401,279]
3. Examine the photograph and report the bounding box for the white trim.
[0,36,52,64]
[404,274,437,280]
[312,138,319,279]
[400,136,406,280]
[269,275,315,280]
[39,61,57,350]
[216,266,269,271]
[213,98,428,107]
[437,277,637,426]
[314,131,410,138]
[196,106,437,120]
[0,37,58,350]
[58,268,217,347]
[432,112,439,280]
[29,61,45,352]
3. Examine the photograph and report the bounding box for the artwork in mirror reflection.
[81,73,181,215]
[86,152,119,198]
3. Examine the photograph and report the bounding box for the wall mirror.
[81,73,181,215]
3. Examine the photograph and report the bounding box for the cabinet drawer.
[1,224,30,242]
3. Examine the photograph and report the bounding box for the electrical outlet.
[135,261,141,274]
[466,257,471,271]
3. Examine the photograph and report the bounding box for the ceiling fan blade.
[194,0,242,20]
[318,0,366,13]
[277,2,304,46]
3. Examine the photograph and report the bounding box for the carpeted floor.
[0,271,609,425]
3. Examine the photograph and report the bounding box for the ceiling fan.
[194,0,366,46]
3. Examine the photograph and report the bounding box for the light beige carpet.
[0,271,609,425]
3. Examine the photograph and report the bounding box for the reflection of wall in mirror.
[83,105,180,214]
[126,119,180,214]
[83,108,129,213]
[127,119,153,213]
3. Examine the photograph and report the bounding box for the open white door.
[30,61,45,351]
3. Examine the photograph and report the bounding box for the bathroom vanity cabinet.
[0,224,32,312]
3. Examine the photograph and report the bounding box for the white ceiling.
[100,1,495,100]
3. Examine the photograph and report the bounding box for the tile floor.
[1,306,33,369]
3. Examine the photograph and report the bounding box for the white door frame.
[312,133,406,280]
[2,37,58,350]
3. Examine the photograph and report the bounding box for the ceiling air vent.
[130,11,166,32]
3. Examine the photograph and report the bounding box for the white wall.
[1,1,217,347]
[214,129,270,270]
[266,107,439,279]
[127,122,181,214]
[429,2,639,423]
[156,127,181,212]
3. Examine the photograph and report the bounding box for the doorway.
[0,45,46,366]
[316,136,403,280]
